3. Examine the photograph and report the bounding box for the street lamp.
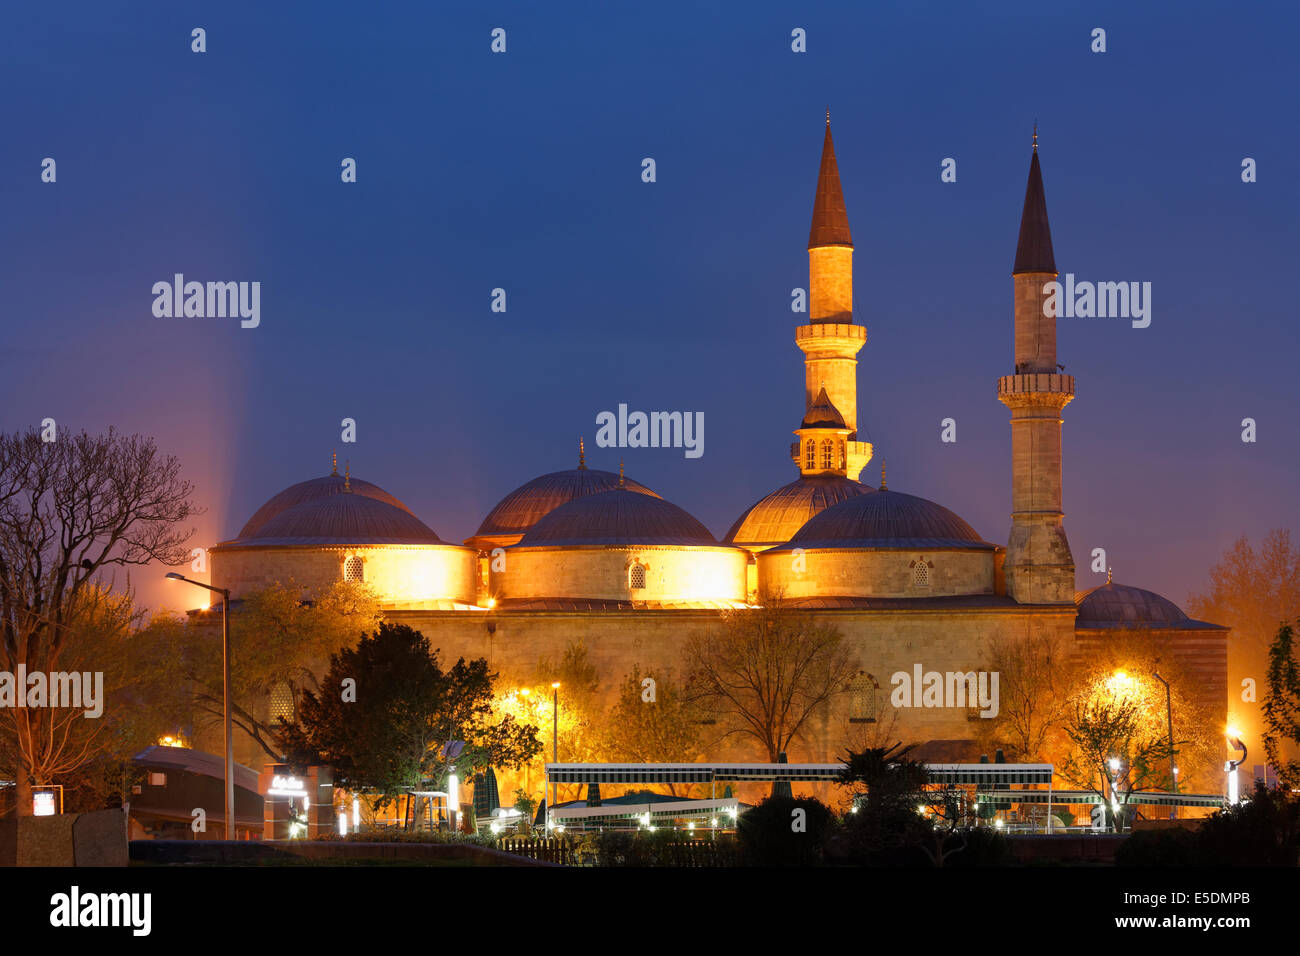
[1225,728,1248,805]
[1153,672,1176,819]
[166,571,235,840]
[549,682,560,830]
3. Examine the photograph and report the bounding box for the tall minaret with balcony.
[794,112,872,481]
[998,131,1076,603]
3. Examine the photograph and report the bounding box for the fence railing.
[496,836,738,867]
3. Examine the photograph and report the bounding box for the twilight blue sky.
[2,1,1297,615]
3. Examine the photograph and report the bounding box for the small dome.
[475,468,658,540]
[726,475,874,548]
[1075,581,1191,628]
[516,488,717,547]
[238,474,412,538]
[781,488,993,550]
[800,386,847,429]
[230,492,445,546]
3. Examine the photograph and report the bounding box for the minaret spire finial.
[331,450,338,476]
[578,437,586,469]
[826,107,831,126]
[1033,121,1038,151]
[343,460,351,492]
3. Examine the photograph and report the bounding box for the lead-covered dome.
[226,492,445,547]
[516,488,716,548]
[238,473,412,539]
[1074,581,1191,628]
[783,488,994,550]
[474,467,658,544]
[726,475,874,549]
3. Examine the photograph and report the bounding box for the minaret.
[795,111,872,481]
[998,130,1075,604]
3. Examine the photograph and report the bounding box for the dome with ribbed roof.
[226,492,445,547]
[473,467,658,545]
[238,473,413,539]
[515,488,717,548]
[726,476,874,549]
[779,488,994,550]
[1074,581,1192,628]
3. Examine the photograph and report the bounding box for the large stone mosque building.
[202,118,1228,767]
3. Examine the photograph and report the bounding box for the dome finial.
[618,460,625,488]
[880,458,886,490]
[331,450,338,476]
[1107,565,1113,584]
[343,460,352,493]
[578,436,586,470]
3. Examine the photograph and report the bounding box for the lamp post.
[1153,672,1176,819]
[166,572,235,840]
[550,682,560,830]
[1225,729,1248,805]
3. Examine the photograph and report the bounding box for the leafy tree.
[171,579,380,759]
[978,630,1076,761]
[529,640,606,800]
[1059,692,1177,831]
[0,427,197,814]
[834,744,945,865]
[684,599,856,761]
[1262,619,1300,789]
[280,623,541,812]
[602,665,702,795]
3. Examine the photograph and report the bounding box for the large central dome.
[516,488,718,548]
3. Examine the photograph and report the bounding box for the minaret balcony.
[997,372,1075,406]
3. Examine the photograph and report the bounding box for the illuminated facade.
[201,118,1228,774]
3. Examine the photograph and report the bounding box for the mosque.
[202,117,1228,767]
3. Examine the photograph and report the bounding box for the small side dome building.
[491,486,748,606]
[1072,577,1230,713]
[757,486,999,599]
[209,466,476,605]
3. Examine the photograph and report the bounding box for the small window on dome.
[839,442,846,469]
[805,440,816,470]
[629,562,647,590]
[344,555,364,583]
[820,438,834,469]
[912,560,930,587]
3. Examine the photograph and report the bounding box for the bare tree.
[979,630,1075,761]
[684,599,856,761]
[0,427,197,815]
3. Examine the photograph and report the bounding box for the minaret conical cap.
[1012,141,1056,274]
[809,114,853,249]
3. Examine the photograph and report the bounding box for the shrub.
[737,795,836,866]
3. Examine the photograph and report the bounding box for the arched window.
[269,681,295,725]
[820,438,834,469]
[805,440,816,470]
[912,560,930,587]
[629,562,647,590]
[838,442,846,469]
[849,672,878,723]
[344,555,364,582]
